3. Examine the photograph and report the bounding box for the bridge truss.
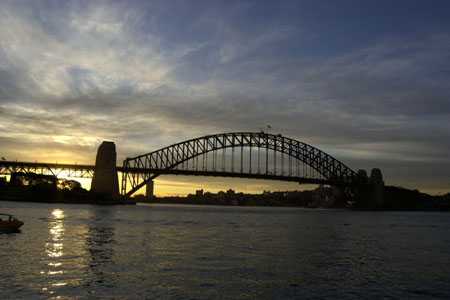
[121,132,358,197]
[0,161,95,179]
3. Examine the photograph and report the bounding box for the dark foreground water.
[1,201,450,299]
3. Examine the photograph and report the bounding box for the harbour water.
[1,201,450,299]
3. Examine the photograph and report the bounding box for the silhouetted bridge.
[1,132,366,199]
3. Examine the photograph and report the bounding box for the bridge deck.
[0,160,340,185]
[0,160,96,171]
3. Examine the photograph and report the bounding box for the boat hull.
[0,220,24,232]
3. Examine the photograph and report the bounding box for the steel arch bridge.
[121,132,359,197]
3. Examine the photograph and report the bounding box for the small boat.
[0,213,24,232]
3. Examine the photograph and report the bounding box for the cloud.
[0,1,449,193]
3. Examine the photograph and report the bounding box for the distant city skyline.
[1,1,449,195]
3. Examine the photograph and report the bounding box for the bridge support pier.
[354,168,385,209]
[146,180,154,201]
[370,168,384,208]
[91,141,119,198]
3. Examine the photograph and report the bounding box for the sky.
[0,0,449,195]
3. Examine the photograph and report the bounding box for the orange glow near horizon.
[129,177,317,197]
[67,172,314,196]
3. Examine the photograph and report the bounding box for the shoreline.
[0,186,135,206]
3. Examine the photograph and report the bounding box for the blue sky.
[0,0,449,194]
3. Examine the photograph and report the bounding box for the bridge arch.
[121,132,358,197]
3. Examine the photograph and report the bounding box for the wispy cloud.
[0,1,449,193]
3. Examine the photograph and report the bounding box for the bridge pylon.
[352,168,385,209]
[91,141,119,197]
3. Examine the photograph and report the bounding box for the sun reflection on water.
[42,209,67,297]
[46,209,65,258]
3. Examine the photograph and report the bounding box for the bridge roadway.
[0,160,332,185]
